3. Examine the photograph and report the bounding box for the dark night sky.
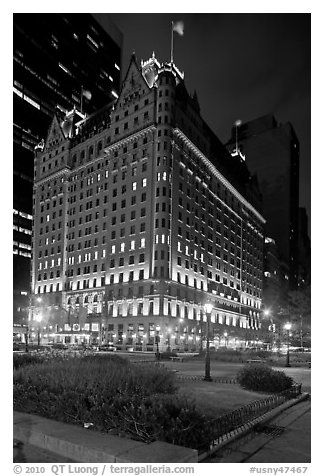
[108,13,311,232]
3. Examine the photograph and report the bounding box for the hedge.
[236,364,294,393]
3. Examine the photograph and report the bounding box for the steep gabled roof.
[114,53,151,109]
[44,110,67,152]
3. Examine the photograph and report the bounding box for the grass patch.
[177,380,271,418]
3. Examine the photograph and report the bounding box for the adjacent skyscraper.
[226,115,300,290]
[13,13,123,327]
[30,54,266,351]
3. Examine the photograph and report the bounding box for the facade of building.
[298,207,311,286]
[226,115,300,290]
[13,13,123,327]
[30,54,266,351]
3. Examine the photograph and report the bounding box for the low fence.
[176,375,237,383]
[196,384,302,456]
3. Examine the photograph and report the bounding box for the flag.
[82,88,92,100]
[173,21,184,36]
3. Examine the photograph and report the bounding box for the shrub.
[14,355,177,397]
[13,354,220,448]
[236,364,294,393]
[13,350,75,369]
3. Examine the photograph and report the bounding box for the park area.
[13,350,310,452]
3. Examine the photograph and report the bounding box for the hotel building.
[31,54,266,351]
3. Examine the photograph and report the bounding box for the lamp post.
[204,303,213,382]
[284,322,292,367]
[224,331,228,348]
[35,297,43,348]
[179,317,183,351]
[35,313,42,348]
[167,327,171,352]
[155,325,160,360]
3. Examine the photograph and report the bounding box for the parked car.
[13,342,25,351]
[52,343,68,350]
[98,345,116,352]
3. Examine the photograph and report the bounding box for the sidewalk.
[13,441,75,463]
[205,399,311,463]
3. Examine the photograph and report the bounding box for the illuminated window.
[142,178,147,187]
[130,240,135,250]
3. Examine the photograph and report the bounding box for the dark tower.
[13,13,123,327]
[227,115,300,290]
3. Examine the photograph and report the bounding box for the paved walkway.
[13,441,75,463]
[205,399,311,463]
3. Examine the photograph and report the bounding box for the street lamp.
[204,303,213,382]
[155,325,161,360]
[167,327,172,352]
[35,312,42,347]
[34,297,43,348]
[284,322,292,367]
[179,317,183,350]
[224,331,228,348]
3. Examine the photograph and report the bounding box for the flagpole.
[170,21,174,64]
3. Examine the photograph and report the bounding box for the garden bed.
[13,354,215,449]
[13,353,295,451]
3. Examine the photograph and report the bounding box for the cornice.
[173,128,266,224]
[104,124,156,152]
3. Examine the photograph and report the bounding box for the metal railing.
[196,384,302,455]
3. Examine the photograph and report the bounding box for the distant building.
[13,13,123,327]
[226,115,300,290]
[263,237,289,309]
[298,207,311,286]
[30,54,266,351]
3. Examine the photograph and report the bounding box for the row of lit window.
[13,224,32,236]
[13,209,33,220]
[37,270,61,280]
[13,241,31,251]
[13,249,31,258]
